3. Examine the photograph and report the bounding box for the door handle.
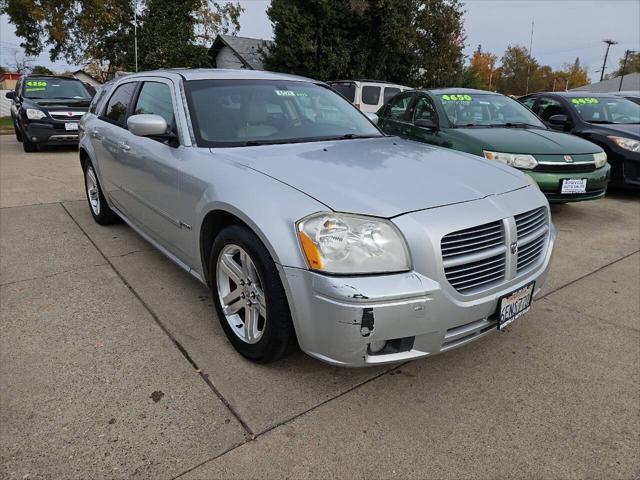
[118,141,131,152]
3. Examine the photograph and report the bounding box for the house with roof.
[571,72,640,93]
[71,69,102,87]
[209,34,273,70]
[0,71,23,90]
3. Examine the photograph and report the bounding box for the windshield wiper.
[325,133,381,140]
[241,134,381,147]
[489,122,539,128]
[588,120,614,124]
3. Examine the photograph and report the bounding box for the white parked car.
[328,80,411,113]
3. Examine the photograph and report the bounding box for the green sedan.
[377,88,610,202]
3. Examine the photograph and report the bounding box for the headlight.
[483,150,538,170]
[26,108,46,120]
[296,212,410,274]
[593,151,607,168]
[608,136,640,153]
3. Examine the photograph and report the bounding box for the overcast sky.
[2,0,639,82]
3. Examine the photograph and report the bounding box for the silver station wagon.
[79,69,556,367]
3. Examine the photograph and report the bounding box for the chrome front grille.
[442,221,506,293]
[441,207,549,294]
[515,207,548,272]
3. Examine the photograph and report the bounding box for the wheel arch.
[199,206,287,288]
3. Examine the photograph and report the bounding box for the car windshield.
[185,79,381,147]
[569,96,640,124]
[22,78,91,100]
[437,93,546,128]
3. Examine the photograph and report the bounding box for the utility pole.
[134,0,138,72]
[600,39,618,82]
[525,20,534,95]
[618,50,634,91]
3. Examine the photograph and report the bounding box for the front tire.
[209,224,297,363]
[83,162,120,225]
[22,133,38,152]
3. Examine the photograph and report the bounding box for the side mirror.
[5,91,15,100]
[548,114,569,127]
[414,118,438,130]
[365,112,379,124]
[127,114,168,137]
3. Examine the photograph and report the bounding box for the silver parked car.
[79,69,556,367]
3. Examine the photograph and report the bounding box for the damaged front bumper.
[281,224,556,367]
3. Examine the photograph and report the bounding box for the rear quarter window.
[330,83,356,102]
[103,82,137,126]
[362,86,381,106]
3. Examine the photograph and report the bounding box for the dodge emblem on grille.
[510,242,518,254]
[563,155,573,162]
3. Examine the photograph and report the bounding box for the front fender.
[188,159,328,279]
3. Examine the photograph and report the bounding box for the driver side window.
[536,97,568,122]
[134,82,176,133]
[386,93,413,121]
[412,96,437,123]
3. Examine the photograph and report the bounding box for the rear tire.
[83,162,121,225]
[209,224,297,363]
[13,121,22,142]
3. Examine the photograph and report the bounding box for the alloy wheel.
[216,244,267,344]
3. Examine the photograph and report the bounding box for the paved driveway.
[1,135,638,479]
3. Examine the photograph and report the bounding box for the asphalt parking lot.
[0,134,638,479]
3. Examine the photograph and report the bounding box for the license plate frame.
[497,282,535,330]
[65,122,79,131]
[560,178,587,194]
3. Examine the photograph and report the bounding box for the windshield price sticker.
[25,80,48,93]
[275,90,308,97]
[441,94,473,102]
[571,97,599,105]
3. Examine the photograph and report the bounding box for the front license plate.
[498,282,535,330]
[65,122,79,131]
[561,178,587,194]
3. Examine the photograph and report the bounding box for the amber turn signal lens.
[298,231,323,270]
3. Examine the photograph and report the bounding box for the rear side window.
[383,87,400,104]
[362,86,381,105]
[330,83,356,102]
[134,82,175,132]
[104,82,137,126]
[89,87,109,114]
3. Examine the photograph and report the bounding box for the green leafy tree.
[30,65,55,75]
[0,0,242,77]
[412,0,466,87]
[137,0,242,70]
[263,0,466,86]
[611,51,640,77]
[0,0,135,77]
[496,44,539,96]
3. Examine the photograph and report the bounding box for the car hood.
[454,127,600,154]
[590,123,640,139]
[213,137,528,218]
